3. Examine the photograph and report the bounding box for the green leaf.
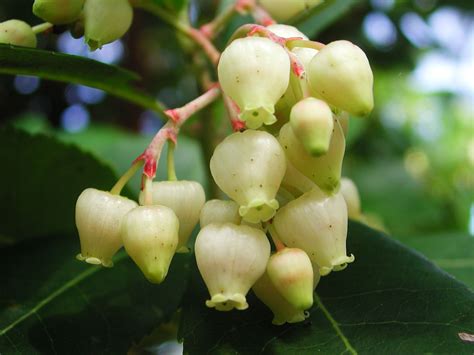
[0,235,192,354]
[180,222,474,354]
[0,126,120,243]
[0,44,165,114]
[294,0,366,38]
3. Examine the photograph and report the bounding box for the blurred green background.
[1,0,473,287]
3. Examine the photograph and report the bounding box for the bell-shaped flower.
[308,40,374,116]
[272,186,354,276]
[84,0,133,50]
[75,188,137,267]
[200,199,241,228]
[340,177,362,219]
[139,180,205,253]
[252,270,309,325]
[259,0,323,22]
[279,119,345,193]
[33,0,84,25]
[290,97,334,156]
[210,130,286,223]
[0,20,37,48]
[195,223,270,311]
[121,205,179,284]
[267,248,314,310]
[218,36,290,129]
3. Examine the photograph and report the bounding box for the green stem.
[167,141,178,181]
[32,22,53,35]
[110,160,144,195]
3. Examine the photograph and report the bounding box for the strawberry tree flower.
[266,24,308,40]
[84,0,133,50]
[139,180,205,253]
[121,205,179,283]
[75,188,138,267]
[258,0,323,22]
[272,186,355,276]
[218,36,290,129]
[340,177,362,219]
[195,223,270,311]
[33,0,85,25]
[308,40,374,117]
[0,20,37,47]
[210,130,286,223]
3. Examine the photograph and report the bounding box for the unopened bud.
[210,130,286,223]
[218,37,290,129]
[33,0,85,25]
[266,24,308,40]
[75,188,137,267]
[308,40,374,116]
[121,205,179,284]
[290,97,334,156]
[267,248,314,310]
[273,186,354,276]
[84,0,133,50]
[200,199,241,228]
[259,0,323,22]
[195,223,270,311]
[139,180,205,253]
[0,20,37,48]
[279,118,345,193]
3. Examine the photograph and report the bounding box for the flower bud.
[195,223,270,311]
[139,180,205,253]
[210,130,286,223]
[267,248,314,310]
[266,24,308,40]
[84,0,133,50]
[200,199,241,228]
[273,186,354,276]
[308,40,374,116]
[218,37,290,129]
[0,20,37,48]
[290,97,334,156]
[252,270,308,325]
[33,0,85,25]
[279,119,345,193]
[121,205,179,284]
[75,188,137,267]
[340,177,361,219]
[259,0,323,22]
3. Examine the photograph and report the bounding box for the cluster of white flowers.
[193,23,373,323]
[0,0,133,50]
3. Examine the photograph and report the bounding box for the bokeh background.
[1,0,473,287]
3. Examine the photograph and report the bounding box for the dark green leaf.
[0,235,192,354]
[0,44,166,113]
[0,126,119,242]
[180,222,474,354]
[294,0,367,38]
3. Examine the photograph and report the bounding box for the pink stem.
[223,94,246,131]
[187,28,221,66]
[250,5,276,26]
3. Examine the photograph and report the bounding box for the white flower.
[0,20,36,48]
[340,177,362,219]
[308,40,374,116]
[121,205,179,284]
[75,188,137,267]
[139,180,205,253]
[195,223,270,311]
[259,0,323,22]
[210,130,286,223]
[33,0,85,25]
[266,24,308,39]
[266,248,314,310]
[278,119,345,193]
[84,0,133,50]
[218,36,290,129]
[200,199,241,228]
[272,186,354,276]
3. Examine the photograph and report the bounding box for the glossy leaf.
[180,222,474,354]
[0,44,165,113]
[0,235,192,354]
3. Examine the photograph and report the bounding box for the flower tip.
[206,293,249,311]
[76,253,113,268]
[239,199,279,223]
[240,106,277,129]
